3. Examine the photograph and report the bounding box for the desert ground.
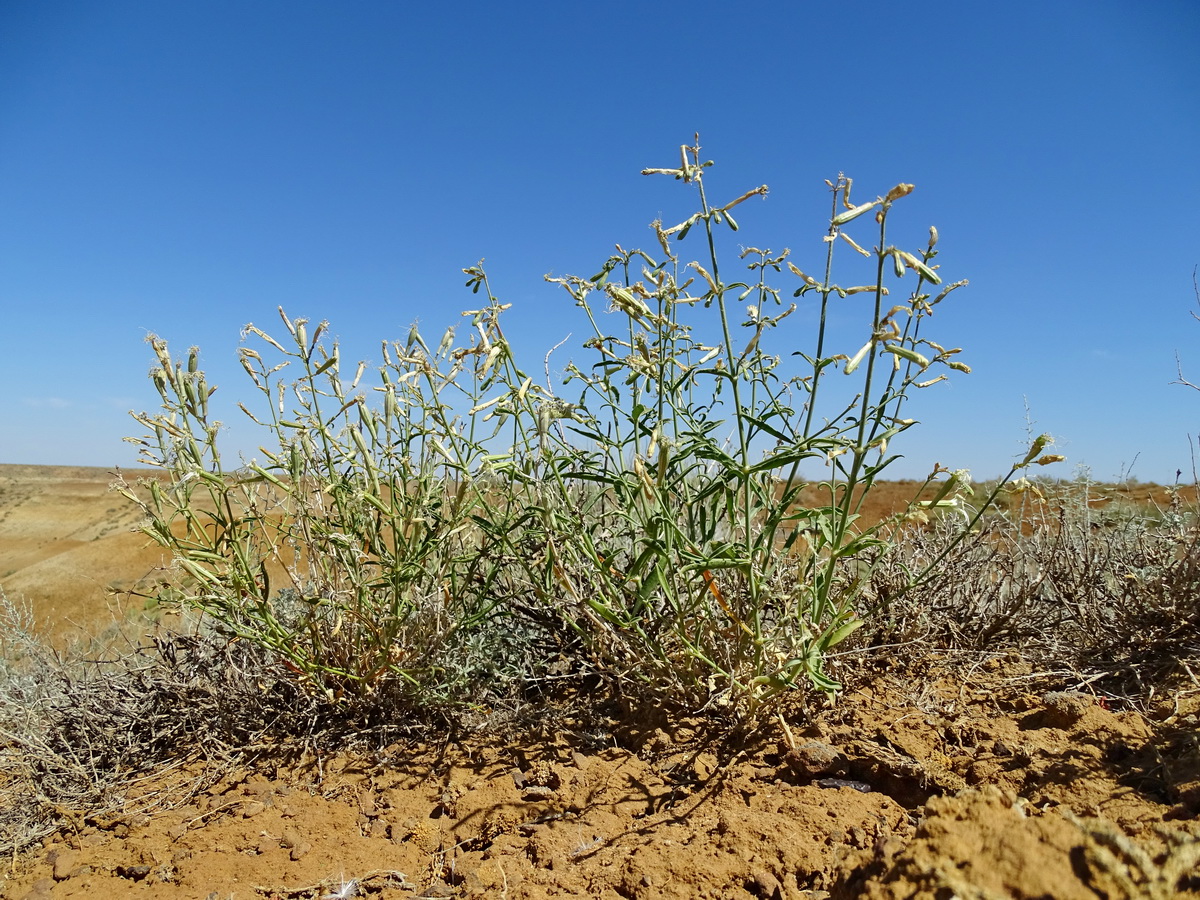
[1,464,1198,899]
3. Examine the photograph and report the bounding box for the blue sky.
[2,0,1198,482]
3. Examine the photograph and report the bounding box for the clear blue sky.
[2,1,1197,482]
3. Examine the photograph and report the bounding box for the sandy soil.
[2,465,1198,899]
[4,661,1198,899]
[0,465,176,643]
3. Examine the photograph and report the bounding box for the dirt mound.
[4,662,1197,900]
[841,787,1200,900]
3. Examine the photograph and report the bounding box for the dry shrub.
[861,482,1200,686]
[0,590,329,855]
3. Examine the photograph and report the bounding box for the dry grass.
[859,479,1200,691]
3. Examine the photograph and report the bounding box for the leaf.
[808,668,844,693]
[740,412,794,443]
[819,616,864,652]
[748,447,817,473]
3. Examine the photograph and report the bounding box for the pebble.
[116,864,152,881]
[20,877,55,899]
[750,870,783,899]
[50,848,80,881]
[787,741,841,777]
[358,793,377,818]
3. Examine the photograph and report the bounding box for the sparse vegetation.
[113,138,1059,717]
[861,477,1200,687]
[2,143,1198,896]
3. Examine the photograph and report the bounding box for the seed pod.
[1021,433,1052,465]
[468,394,504,415]
[928,226,939,248]
[481,344,504,378]
[883,344,930,368]
[787,263,818,285]
[350,425,370,459]
[843,340,873,375]
[884,183,915,203]
[839,232,871,257]
[898,250,942,284]
[278,307,295,335]
[691,263,719,293]
[831,200,880,227]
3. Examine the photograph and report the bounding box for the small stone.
[21,877,55,899]
[51,848,80,881]
[1041,691,1091,729]
[280,825,302,849]
[390,817,418,842]
[750,870,783,899]
[116,864,152,881]
[786,741,842,778]
[290,841,311,861]
[241,800,267,818]
[358,793,377,818]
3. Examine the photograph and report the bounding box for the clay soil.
[2,465,1199,899]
